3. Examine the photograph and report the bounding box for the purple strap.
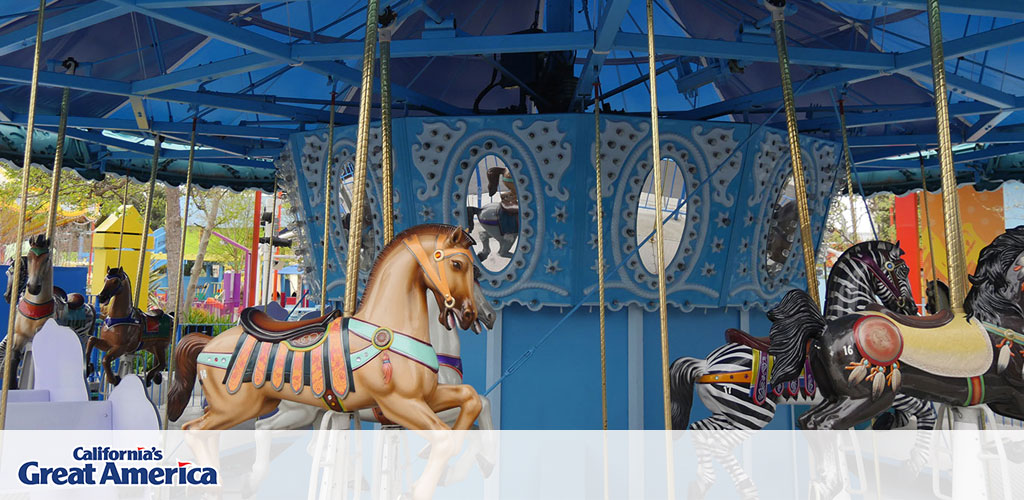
[104,315,140,328]
[437,354,463,375]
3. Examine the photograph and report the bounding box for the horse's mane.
[965,226,1024,320]
[357,224,474,307]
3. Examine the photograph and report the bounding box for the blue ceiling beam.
[293,31,595,60]
[614,33,895,70]
[572,0,632,109]
[967,110,1015,142]
[847,132,1024,147]
[44,126,271,168]
[0,64,333,122]
[0,3,127,57]
[6,114,294,140]
[133,52,278,94]
[135,0,310,7]
[819,0,1024,19]
[865,143,1024,169]
[902,68,1017,107]
[108,0,464,115]
[792,100,1015,131]
[678,21,1024,120]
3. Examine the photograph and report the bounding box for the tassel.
[847,360,869,387]
[871,367,885,400]
[381,352,392,384]
[997,340,1011,374]
[890,363,902,393]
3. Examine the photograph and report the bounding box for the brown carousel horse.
[2,235,95,388]
[769,226,1024,429]
[87,267,171,386]
[167,224,490,499]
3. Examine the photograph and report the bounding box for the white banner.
[0,427,1020,499]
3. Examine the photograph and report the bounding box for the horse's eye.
[452,260,462,271]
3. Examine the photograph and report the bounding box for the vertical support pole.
[343,0,380,318]
[380,31,395,243]
[263,179,279,305]
[44,84,73,241]
[594,83,608,431]
[1,0,47,430]
[249,190,262,307]
[926,0,967,312]
[165,114,198,429]
[767,1,819,307]
[134,136,162,306]
[320,90,337,314]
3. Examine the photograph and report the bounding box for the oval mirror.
[637,158,687,273]
[765,174,798,278]
[465,155,520,272]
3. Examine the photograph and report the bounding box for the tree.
[163,185,181,311]
[181,189,226,316]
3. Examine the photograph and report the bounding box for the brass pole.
[320,91,338,315]
[115,177,130,268]
[133,136,162,305]
[44,86,72,241]
[594,83,608,431]
[926,0,967,312]
[380,30,395,243]
[343,0,379,317]
[838,99,858,244]
[768,1,820,307]
[263,178,280,305]
[164,114,198,429]
[1,0,47,430]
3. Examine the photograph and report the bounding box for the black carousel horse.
[466,166,519,262]
[770,226,1024,430]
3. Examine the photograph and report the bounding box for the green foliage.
[185,307,234,325]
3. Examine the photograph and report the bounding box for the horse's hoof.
[872,412,896,430]
[110,376,121,386]
[153,372,163,385]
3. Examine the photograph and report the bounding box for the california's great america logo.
[18,447,217,486]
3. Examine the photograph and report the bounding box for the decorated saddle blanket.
[749,349,816,405]
[861,311,992,378]
[201,314,440,411]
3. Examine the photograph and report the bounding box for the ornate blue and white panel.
[277,114,839,311]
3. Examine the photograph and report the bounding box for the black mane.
[965,226,1024,320]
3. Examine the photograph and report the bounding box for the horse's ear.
[445,228,471,248]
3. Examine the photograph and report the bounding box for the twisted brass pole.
[380,30,395,243]
[926,0,967,312]
[133,136,162,306]
[164,114,198,429]
[343,0,379,317]
[1,0,47,430]
[768,1,820,307]
[594,83,608,431]
[44,86,72,241]
[320,91,337,315]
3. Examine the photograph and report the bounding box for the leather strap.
[697,370,752,384]
[403,234,474,309]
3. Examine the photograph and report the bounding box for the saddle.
[65,293,85,310]
[239,307,340,343]
[859,310,992,378]
[725,328,771,351]
[863,304,954,328]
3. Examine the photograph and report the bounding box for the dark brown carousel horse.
[769,226,1024,429]
[87,267,171,386]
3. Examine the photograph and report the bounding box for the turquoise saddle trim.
[197,318,439,374]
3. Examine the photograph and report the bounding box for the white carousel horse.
[245,289,496,495]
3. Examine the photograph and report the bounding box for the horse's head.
[851,241,917,315]
[925,280,950,314]
[967,226,1024,321]
[404,225,491,333]
[3,257,16,304]
[97,267,128,305]
[24,235,52,296]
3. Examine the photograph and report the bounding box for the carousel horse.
[669,240,933,499]
[86,267,171,387]
[925,279,951,314]
[1,235,96,387]
[168,224,489,500]
[245,285,497,495]
[466,166,519,262]
[769,226,1024,430]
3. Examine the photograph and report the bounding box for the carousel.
[1,0,1024,498]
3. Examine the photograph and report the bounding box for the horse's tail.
[167,333,211,422]
[768,290,826,384]
[466,206,481,233]
[670,357,705,430]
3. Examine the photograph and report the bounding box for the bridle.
[403,233,475,310]
[851,251,908,311]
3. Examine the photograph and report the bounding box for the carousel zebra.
[671,241,936,499]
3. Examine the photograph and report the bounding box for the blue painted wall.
[0,265,88,342]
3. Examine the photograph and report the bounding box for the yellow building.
[91,205,153,309]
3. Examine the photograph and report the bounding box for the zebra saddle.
[725,328,770,351]
[857,310,992,378]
